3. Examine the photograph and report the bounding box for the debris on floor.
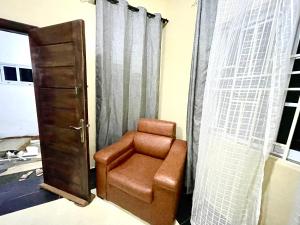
[35,168,43,177]
[0,138,31,157]
[18,168,43,181]
[19,171,34,181]
[24,146,39,157]
[0,138,41,175]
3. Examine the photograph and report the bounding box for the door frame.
[0,18,37,34]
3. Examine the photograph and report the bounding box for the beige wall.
[260,156,300,225]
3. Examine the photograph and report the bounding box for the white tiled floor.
[0,189,179,225]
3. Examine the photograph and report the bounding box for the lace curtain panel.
[191,0,300,225]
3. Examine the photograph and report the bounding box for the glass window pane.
[290,117,300,151]
[293,59,300,71]
[4,66,17,81]
[288,149,300,163]
[277,106,296,144]
[297,43,300,54]
[19,68,33,82]
[288,75,300,88]
[285,91,300,103]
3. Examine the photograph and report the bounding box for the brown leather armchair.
[94,118,187,225]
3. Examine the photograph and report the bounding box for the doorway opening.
[0,19,60,216]
[0,29,42,177]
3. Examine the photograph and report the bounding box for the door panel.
[29,20,91,202]
[39,107,77,128]
[37,67,76,88]
[32,43,75,67]
[41,125,82,153]
[39,88,78,109]
[29,22,73,45]
[42,160,82,196]
[43,157,81,185]
[42,173,82,198]
[42,149,79,167]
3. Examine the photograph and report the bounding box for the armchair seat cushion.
[108,153,163,203]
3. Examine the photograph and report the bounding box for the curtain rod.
[106,0,169,24]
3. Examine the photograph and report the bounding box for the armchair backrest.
[133,119,176,159]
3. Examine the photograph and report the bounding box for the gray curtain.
[186,0,218,194]
[96,0,162,149]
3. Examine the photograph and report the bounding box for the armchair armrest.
[93,131,135,199]
[154,139,187,192]
[94,131,136,165]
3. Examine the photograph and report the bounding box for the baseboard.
[40,183,95,206]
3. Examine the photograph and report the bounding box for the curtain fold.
[186,0,219,194]
[287,18,300,225]
[96,0,162,149]
[191,0,300,224]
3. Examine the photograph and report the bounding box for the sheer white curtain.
[191,0,300,225]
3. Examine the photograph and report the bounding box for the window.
[273,36,300,163]
[277,107,296,144]
[0,67,2,82]
[4,66,17,81]
[19,68,33,82]
[0,64,33,85]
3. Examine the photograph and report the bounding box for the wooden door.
[29,20,92,205]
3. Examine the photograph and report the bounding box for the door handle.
[69,126,81,130]
[69,119,85,143]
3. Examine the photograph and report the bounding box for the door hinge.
[74,86,81,95]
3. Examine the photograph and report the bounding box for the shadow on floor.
[0,170,59,216]
[0,169,98,216]
[176,191,192,225]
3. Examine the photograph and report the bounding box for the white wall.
[0,30,32,66]
[0,31,38,138]
[0,84,38,138]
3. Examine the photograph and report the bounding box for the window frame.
[19,67,34,82]
[272,35,300,164]
[0,63,33,86]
